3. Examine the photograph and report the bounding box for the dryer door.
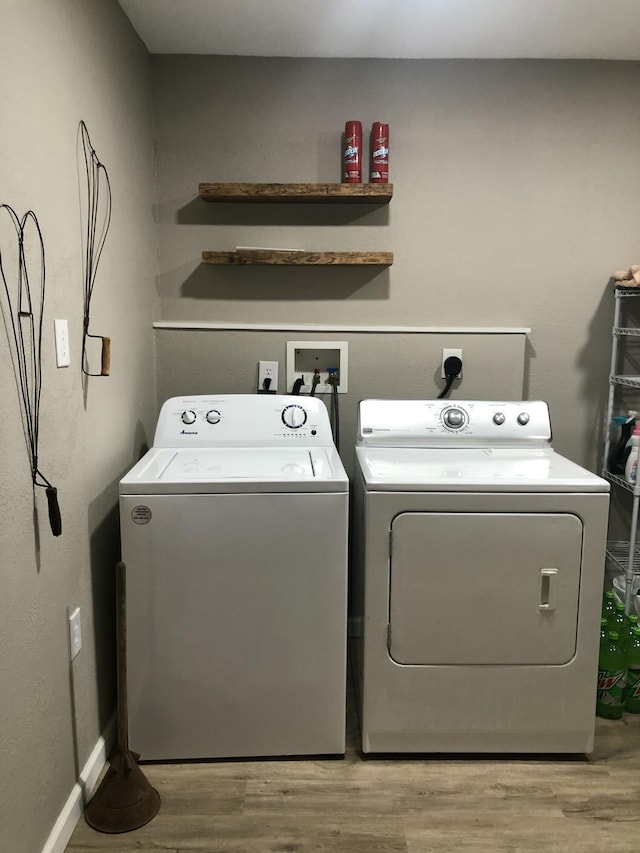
[388,511,583,665]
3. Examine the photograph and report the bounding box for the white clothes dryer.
[352,400,609,754]
[119,394,348,760]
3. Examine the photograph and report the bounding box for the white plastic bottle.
[625,424,640,484]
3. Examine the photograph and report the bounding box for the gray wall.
[152,56,640,469]
[0,2,156,851]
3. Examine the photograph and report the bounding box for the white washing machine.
[352,399,610,754]
[119,394,348,760]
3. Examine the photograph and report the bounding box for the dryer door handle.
[538,568,559,611]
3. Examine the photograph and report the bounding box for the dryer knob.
[181,410,197,425]
[281,404,307,429]
[517,412,530,425]
[206,409,221,424]
[443,408,465,429]
[493,412,506,425]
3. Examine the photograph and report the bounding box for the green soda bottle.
[598,618,608,659]
[608,601,627,635]
[596,630,625,719]
[625,626,640,713]
[620,613,639,651]
[602,590,617,621]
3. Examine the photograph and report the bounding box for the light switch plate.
[54,319,70,367]
[68,607,82,661]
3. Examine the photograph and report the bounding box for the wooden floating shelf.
[198,182,393,204]
[201,250,393,266]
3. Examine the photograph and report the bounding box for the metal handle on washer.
[538,568,558,611]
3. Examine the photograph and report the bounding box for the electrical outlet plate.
[441,347,463,379]
[68,607,82,661]
[286,341,348,394]
[258,360,279,392]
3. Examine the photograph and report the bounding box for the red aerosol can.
[343,120,362,183]
[370,122,389,183]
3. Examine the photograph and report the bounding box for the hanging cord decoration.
[79,120,112,377]
[0,205,61,536]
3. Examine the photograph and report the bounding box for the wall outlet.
[258,360,279,393]
[54,319,71,368]
[68,607,82,661]
[441,348,463,379]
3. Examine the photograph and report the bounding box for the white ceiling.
[118,0,640,59]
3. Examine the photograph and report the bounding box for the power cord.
[438,356,462,399]
[327,369,340,452]
[309,369,321,397]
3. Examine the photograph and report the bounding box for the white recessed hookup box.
[286,341,349,394]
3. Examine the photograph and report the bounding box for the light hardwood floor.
[67,672,640,852]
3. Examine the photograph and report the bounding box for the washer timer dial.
[442,407,467,430]
[281,404,307,429]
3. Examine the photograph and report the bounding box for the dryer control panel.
[357,400,552,447]
[153,394,336,448]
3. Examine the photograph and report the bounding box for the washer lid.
[120,446,348,494]
[356,446,609,492]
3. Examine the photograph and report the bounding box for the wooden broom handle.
[116,561,128,753]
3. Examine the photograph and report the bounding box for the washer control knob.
[517,412,530,426]
[206,409,221,424]
[281,404,307,429]
[493,412,506,426]
[443,408,465,429]
[181,410,197,425]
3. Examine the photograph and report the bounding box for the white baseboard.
[42,714,116,853]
